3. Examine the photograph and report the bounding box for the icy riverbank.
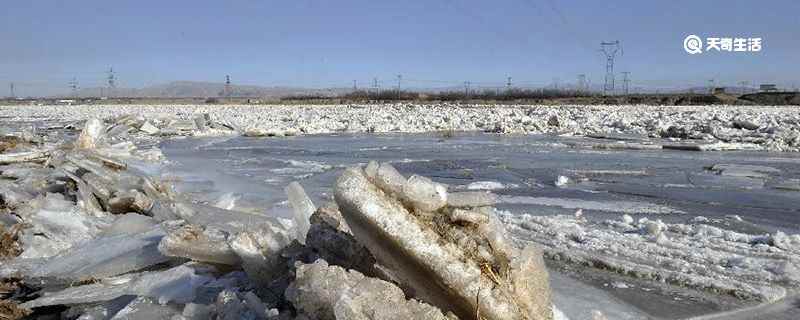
[0,117,561,319]
[1,103,799,151]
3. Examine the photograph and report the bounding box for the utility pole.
[621,71,630,95]
[9,83,14,98]
[600,40,622,95]
[373,77,379,94]
[352,80,357,91]
[708,79,715,94]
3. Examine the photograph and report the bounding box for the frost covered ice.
[498,211,800,303]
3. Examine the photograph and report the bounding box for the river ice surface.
[160,132,800,319]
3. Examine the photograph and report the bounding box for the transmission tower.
[107,67,116,97]
[396,75,402,92]
[352,80,357,91]
[372,78,379,93]
[577,74,586,92]
[223,75,232,97]
[708,79,715,94]
[600,40,622,95]
[506,76,512,91]
[621,71,631,95]
[69,78,79,97]
[9,83,14,98]
[464,81,471,97]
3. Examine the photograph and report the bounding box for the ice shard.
[285,181,315,244]
[77,118,107,149]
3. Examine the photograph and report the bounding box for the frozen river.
[161,132,800,319]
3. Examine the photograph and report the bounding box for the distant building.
[759,84,778,92]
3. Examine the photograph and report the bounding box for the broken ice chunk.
[110,296,183,319]
[102,213,157,237]
[509,245,553,320]
[108,189,154,215]
[402,175,447,212]
[374,162,406,195]
[228,224,294,288]
[181,303,215,320]
[17,193,111,259]
[0,150,50,165]
[446,191,497,208]
[139,121,160,135]
[22,264,214,310]
[0,181,34,209]
[364,160,379,181]
[214,192,239,210]
[555,175,570,187]
[286,259,451,320]
[478,213,514,272]
[285,181,315,244]
[77,118,107,149]
[215,289,272,320]
[169,201,286,235]
[306,206,376,275]
[448,208,489,226]
[334,168,553,320]
[158,224,241,265]
[18,226,168,281]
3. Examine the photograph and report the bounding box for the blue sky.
[1,0,798,96]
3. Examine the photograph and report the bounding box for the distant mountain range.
[64,81,351,98]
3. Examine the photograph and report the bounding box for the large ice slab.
[21,263,214,309]
[334,166,553,320]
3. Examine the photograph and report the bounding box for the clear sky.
[1,0,798,96]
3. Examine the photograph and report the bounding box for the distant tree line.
[337,88,596,102]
